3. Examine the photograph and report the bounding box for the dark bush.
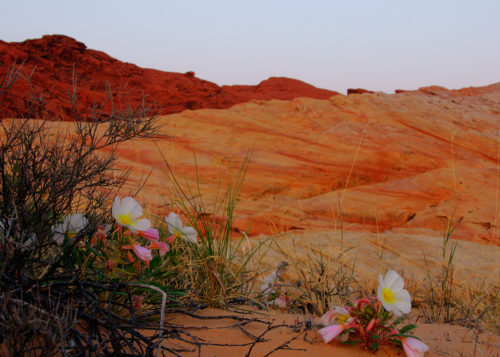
[0,62,162,356]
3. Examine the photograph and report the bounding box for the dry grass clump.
[257,228,362,316]
[419,216,500,333]
[158,153,269,307]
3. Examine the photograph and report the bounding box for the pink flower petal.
[319,324,344,343]
[402,336,429,357]
[149,241,170,256]
[133,244,152,262]
[139,228,159,241]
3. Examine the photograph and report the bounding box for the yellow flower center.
[118,213,133,227]
[67,231,77,239]
[173,228,182,238]
[337,313,350,325]
[382,287,396,304]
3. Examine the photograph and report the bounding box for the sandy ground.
[159,306,500,357]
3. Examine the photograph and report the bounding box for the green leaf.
[396,333,421,340]
[341,339,361,345]
[342,327,354,335]
[399,324,417,334]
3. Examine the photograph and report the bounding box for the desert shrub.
[0,62,163,355]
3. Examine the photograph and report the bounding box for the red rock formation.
[347,88,374,95]
[102,84,500,246]
[0,35,339,120]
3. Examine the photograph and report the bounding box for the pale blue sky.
[1,0,499,93]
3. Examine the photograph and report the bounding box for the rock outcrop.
[347,88,374,95]
[106,85,500,247]
[0,35,339,120]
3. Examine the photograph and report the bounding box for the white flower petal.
[130,218,151,233]
[120,196,137,212]
[391,305,403,317]
[130,202,143,219]
[66,213,88,232]
[182,226,197,243]
[53,233,65,245]
[165,212,183,235]
[390,276,404,292]
[52,223,65,234]
[384,270,401,290]
[112,196,121,221]
[377,285,383,302]
[394,290,412,314]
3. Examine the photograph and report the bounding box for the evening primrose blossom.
[320,306,353,343]
[52,213,88,245]
[112,196,151,234]
[165,212,197,243]
[377,270,411,316]
[321,306,351,326]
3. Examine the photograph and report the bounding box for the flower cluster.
[53,196,198,276]
[319,270,428,356]
[108,196,197,270]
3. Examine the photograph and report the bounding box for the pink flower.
[319,324,345,343]
[401,336,429,357]
[139,228,159,241]
[133,244,152,262]
[149,241,170,256]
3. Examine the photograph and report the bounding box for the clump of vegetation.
[420,216,500,332]
[318,270,428,354]
[0,62,165,356]
[159,153,269,307]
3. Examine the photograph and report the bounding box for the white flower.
[377,270,411,316]
[52,213,88,245]
[165,212,197,243]
[112,196,151,233]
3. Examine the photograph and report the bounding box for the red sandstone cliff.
[0,35,339,120]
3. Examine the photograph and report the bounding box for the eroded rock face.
[109,85,500,247]
[0,35,339,120]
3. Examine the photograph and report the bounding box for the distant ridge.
[0,35,339,120]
